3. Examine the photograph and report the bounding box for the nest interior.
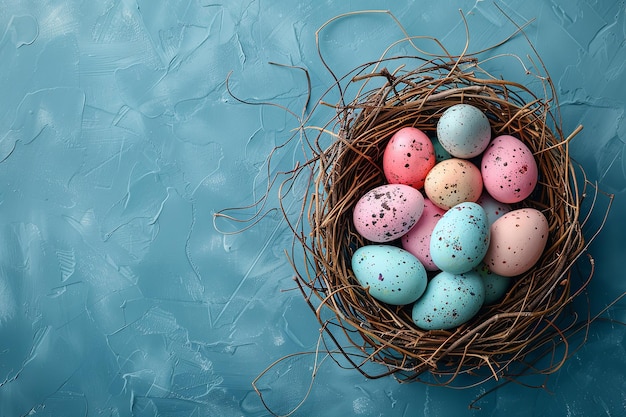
[296,58,589,384]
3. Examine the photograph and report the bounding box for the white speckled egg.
[481,135,539,204]
[474,263,510,304]
[401,198,446,271]
[430,202,490,274]
[483,208,549,277]
[436,104,492,158]
[383,127,436,189]
[476,192,511,226]
[411,270,485,330]
[352,245,428,305]
[353,184,424,242]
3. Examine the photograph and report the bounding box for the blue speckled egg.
[351,245,428,305]
[437,104,491,158]
[474,263,510,304]
[430,202,490,274]
[412,270,485,330]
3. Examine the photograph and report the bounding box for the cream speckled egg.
[411,270,485,330]
[424,158,483,210]
[483,208,549,277]
[436,104,491,158]
[401,198,446,271]
[353,184,424,242]
[383,127,436,189]
[481,135,539,204]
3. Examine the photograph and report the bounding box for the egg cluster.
[351,104,549,330]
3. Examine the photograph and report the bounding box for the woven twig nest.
[290,54,599,385]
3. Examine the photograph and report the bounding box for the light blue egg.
[411,270,485,330]
[476,192,511,226]
[475,263,511,304]
[436,104,491,158]
[351,245,427,305]
[430,202,490,274]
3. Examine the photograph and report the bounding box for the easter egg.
[481,135,539,204]
[475,263,510,304]
[401,198,446,271]
[476,192,511,226]
[353,184,424,242]
[352,245,428,305]
[431,136,452,163]
[411,270,485,330]
[436,104,492,158]
[430,202,490,274]
[424,158,483,210]
[483,208,549,277]
[383,127,436,189]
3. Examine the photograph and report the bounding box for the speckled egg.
[353,184,424,242]
[483,208,549,277]
[411,270,485,330]
[475,263,510,304]
[383,127,436,189]
[476,192,511,226]
[424,158,483,210]
[481,135,539,204]
[436,104,492,158]
[431,136,452,162]
[430,202,490,274]
[352,245,428,305]
[401,199,446,271]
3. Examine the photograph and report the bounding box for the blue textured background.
[0,1,624,416]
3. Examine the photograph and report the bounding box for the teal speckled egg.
[430,202,490,274]
[474,263,510,304]
[411,270,485,330]
[351,245,427,305]
[436,103,492,158]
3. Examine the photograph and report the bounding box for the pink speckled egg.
[483,208,549,277]
[353,184,424,242]
[424,158,483,210]
[401,199,446,271]
[481,135,539,204]
[383,127,436,189]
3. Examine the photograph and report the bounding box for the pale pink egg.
[383,127,436,189]
[353,184,425,242]
[483,208,549,277]
[481,135,538,204]
[424,158,483,210]
[401,199,445,271]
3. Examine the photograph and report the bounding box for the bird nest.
[284,53,609,385]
